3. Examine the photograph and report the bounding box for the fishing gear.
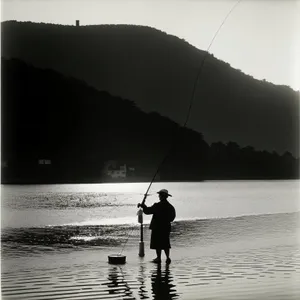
[138,0,243,208]
[110,0,243,263]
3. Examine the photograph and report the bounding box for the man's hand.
[137,194,148,208]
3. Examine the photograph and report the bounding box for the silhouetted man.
[141,189,176,264]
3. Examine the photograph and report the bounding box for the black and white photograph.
[1,0,300,299]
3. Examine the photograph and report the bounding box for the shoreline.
[2,178,300,185]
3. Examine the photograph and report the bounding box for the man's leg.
[164,248,170,259]
[156,249,162,260]
[164,249,171,264]
[152,249,161,263]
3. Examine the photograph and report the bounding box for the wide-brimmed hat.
[157,189,172,197]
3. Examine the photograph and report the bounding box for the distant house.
[107,164,127,179]
[103,160,135,179]
[38,159,52,165]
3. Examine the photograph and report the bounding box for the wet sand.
[2,233,300,300]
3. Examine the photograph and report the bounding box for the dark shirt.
[142,200,176,231]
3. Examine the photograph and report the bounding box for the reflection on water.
[104,264,178,300]
[150,264,178,300]
[2,244,300,300]
[138,264,149,299]
[105,266,135,299]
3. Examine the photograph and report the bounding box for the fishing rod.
[138,0,243,208]
[112,0,243,262]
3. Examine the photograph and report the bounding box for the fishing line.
[119,226,136,255]
[120,0,243,253]
[141,0,243,203]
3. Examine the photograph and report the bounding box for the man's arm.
[141,203,156,215]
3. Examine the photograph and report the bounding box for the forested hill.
[1,58,298,183]
[1,21,299,156]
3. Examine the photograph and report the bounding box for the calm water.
[2,180,300,228]
[1,181,300,300]
[1,180,300,255]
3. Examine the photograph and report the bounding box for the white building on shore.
[104,160,135,179]
[107,164,127,179]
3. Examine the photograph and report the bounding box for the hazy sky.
[1,0,299,90]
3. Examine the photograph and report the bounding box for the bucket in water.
[108,254,126,264]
